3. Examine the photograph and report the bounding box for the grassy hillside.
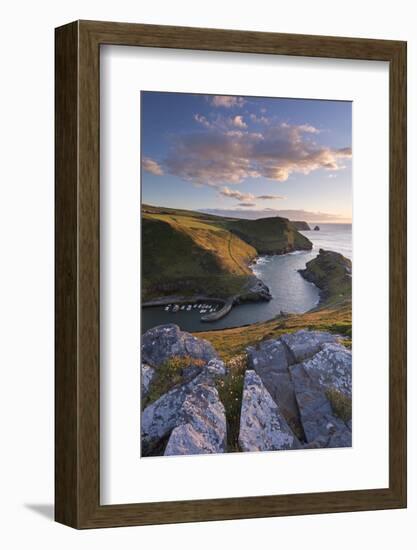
[142,204,312,301]
[142,214,255,299]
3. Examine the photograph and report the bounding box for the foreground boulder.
[141,324,218,369]
[142,371,226,456]
[290,341,352,447]
[238,370,301,452]
[246,339,302,437]
[141,364,156,398]
[243,329,352,450]
[164,383,227,455]
[280,330,339,363]
[290,361,351,447]
[300,342,352,397]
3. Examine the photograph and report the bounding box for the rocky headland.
[299,248,352,307]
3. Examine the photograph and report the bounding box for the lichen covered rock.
[142,371,226,456]
[164,383,226,455]
[246,339,302,436]
[280,330,339,363]
[238,370,300,452]
[141,364,155,398]
[141,324,218,369]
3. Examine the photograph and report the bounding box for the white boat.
[173,305,179,312]
[164,306,170,311]
[187,305,192,311]
[180,305,185,310]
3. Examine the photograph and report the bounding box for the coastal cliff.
[142,204,312,305]
[290,221,311,231]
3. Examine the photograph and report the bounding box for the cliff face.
[226,216,312,255]
[142,205,312,301]
[299,249,352,307]
[290,221,311,231]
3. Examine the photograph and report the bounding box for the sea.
[141,223,352,333]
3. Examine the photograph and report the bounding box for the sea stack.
[314,225,320,231]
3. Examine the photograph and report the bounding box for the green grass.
[197,304,352,361]
[216,354,248,452]
[325,388,352,422]
[142,213,256,301]
[142,355,206,408]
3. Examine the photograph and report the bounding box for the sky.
[141,92,352,223]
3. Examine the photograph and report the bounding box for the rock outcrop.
[141,324,218,368]
[241,330,352,450]
[142,371,227,456]
[164,381,227,455]
[280,330,339,363]
[141,325,226,456]
[290,360,351,447]
[141,364,155,398]
[141,325,352,456]
[239,370,301,452]
[246,339,302,437]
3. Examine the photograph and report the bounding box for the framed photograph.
[55,20,406,528]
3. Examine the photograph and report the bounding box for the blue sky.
[141,92,352,222]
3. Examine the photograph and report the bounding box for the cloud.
[163,122,351,185]
[219,186,254,202]
[250,113,269,125]
[219,186,285,203]
[231,115,247,129]
[201,208,351,223]
[209,95,245,108]
[238,203,256,207]
[297,124,320,134]
[142,157,164,176]
[194,113,212,128]
[257,194,285,200]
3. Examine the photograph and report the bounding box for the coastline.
[142,248,318,325]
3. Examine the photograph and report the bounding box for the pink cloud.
[142,157,164,176]
[231,115,247,129]
[210,95,245,108]
[163,122,351,185]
